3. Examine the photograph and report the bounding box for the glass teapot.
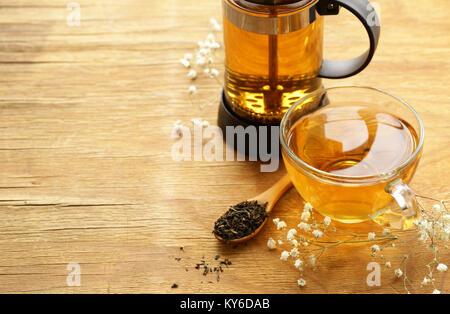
[221,0,380,125]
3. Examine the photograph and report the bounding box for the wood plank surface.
[0,0,448,294]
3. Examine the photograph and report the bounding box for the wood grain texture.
[0,0,448,294]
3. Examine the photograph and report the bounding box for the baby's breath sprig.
[372,196,449,294]
[269,202,399,288]
[268,197,449,293]
[179,19,223,98]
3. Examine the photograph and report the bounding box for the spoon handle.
[251,174,292,213]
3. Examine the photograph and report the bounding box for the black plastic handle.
[318,0,380,79]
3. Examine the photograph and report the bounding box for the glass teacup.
[280,86,424,230]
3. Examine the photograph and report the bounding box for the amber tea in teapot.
[221,0,380,125]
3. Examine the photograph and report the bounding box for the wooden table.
[0,0,448,294]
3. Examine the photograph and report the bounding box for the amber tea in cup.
[280,86,424,230]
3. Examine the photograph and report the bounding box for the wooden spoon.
[214,174,292,244]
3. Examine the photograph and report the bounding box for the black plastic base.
[217,90,280,158]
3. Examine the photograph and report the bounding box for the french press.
[218,0,380,133]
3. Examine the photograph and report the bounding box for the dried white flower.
[180,58,190,68]
[276,221,287,230]
[273,218,280,224]
[280,251,290,261]
[371,244,380,256]
[184,53,193,61]
[202,34,221,50]
[267,238,277,250]
[187,69,197,80]
[443,214,450,223]
[198,48,211,57]
[201,120,210,128]
[297,278,307,287]
[297,222,311,232]
[195,56,207,67]
[421,277,431,285]
[210,41,221,49]
[210,18,222,31]
[415,212,450,243]
[385,261,391,268]
[277,239,283,245]
[368,232,376,241]
[287,228,297,241]
[312,230,323,239]
[294,259,303,270]
[432,204,441,213]
[206,33,215,43]
[188,85,197,95]
[323,216,331,227]
[394,268,403,278]
[432,289,441,294]
[440,228,450,242]
[301,211,311,222]
[210,68,219,78]
[303,202,313,212]
[436,263,448,272]
[290,247,299,258]
[290,239,298,247]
